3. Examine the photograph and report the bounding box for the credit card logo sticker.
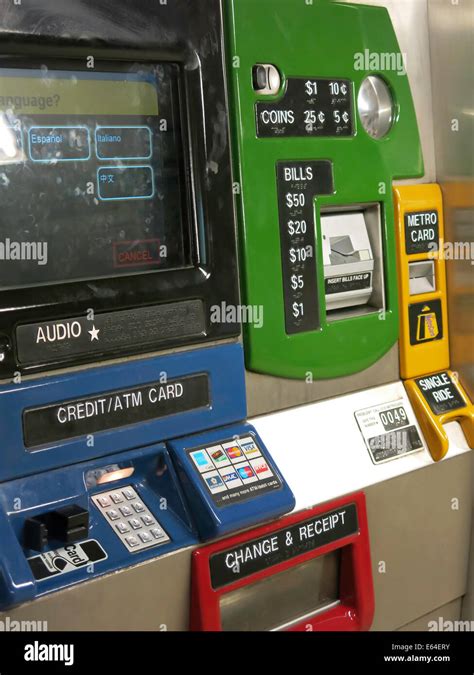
[223,444,244,462]
[207,445,230,468]
[203,471,227,494]
[190,450,214,474]
[235,463,258,484]
[250,458,274,479]
[239,437,261,458]
[219,467,243,489]
[187,435,283,506]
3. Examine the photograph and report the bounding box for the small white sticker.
[355,399,425,464]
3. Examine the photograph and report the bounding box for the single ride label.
[415,372,467,415]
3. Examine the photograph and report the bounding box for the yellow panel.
[393,184,450,379]
[405,371,474,462]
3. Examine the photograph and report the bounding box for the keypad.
[92,485,170,553]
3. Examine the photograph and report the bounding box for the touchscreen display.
[0,63,190,288]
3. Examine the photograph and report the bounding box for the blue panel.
[0,343,246,482]
[0,444,197,609]
[168,423,295,540]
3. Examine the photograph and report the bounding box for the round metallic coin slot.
[357,75,394,139]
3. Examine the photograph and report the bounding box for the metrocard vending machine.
[0,0,294,612]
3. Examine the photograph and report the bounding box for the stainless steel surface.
[219,551,340,631]
[428,0,474,398]
[368,451,473,631]
[463,455,474,621]
[398,598,463,631]
[0,546,194,631]
[246,344,398,417]
[429,0,474,621]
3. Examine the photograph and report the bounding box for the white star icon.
[88,325,100,341]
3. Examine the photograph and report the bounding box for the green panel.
[225,0,423,379]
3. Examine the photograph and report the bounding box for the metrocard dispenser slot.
[409,261,435,295]
[167,424,295,540]
[190,493,374,631]
[405,371,474,462]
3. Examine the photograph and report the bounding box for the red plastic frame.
[190,492,374,631]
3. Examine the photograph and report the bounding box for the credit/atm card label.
[355,400,425,464]
[209,503,358,588]
[415,372,467,415]
[276,160,334,335]
[188,436,281,507]
[23,374,210,448]
[256,78,353,138]
[404,210,439,254]
[28,540,107,581]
